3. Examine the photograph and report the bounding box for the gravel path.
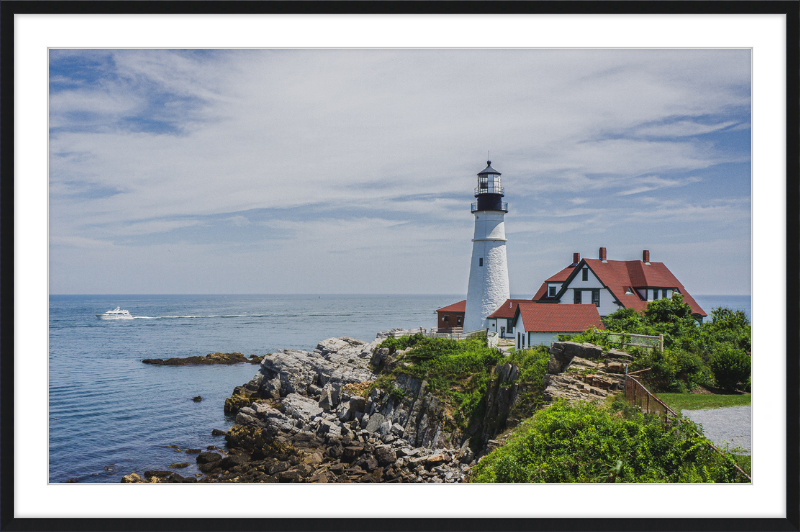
[682,405,751,454]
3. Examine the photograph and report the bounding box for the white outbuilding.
[513,302,604,350]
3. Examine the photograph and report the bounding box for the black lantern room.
[472,161,508,213]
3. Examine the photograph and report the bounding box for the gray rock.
[365,413,386,434]
[319,382,341,412]
[390,423,405,437]
[281,393,323,422]
[379,420,392,438]
[255,338,379,400]
[360,413,370,429]
[235,411,264,428]
[349,396,366,412]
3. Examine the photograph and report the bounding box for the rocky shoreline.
[123,331,628,483]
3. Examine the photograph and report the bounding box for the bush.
[469,401,744,483]
[568,297,751,394]
[710,347,751,392]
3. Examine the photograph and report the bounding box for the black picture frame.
[2,2,797,531]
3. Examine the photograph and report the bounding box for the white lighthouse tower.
[463,161,510,332]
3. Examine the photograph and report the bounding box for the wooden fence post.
[659,334,664,353]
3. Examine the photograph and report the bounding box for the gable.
[544,258,706,317]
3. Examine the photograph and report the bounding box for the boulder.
[342,445,364,463]
[365,413,385,434]
[281,393,323,422]
[121,472,144,483]
[196,452,222,465]
[375,446,397,466]
[219,454,249,470]
[319,383,341,412]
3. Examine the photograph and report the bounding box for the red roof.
[581,259,706,317]
[486,299,531,319]
[533,265,577,300]
[436,300,466,313]
[517,302,604,333]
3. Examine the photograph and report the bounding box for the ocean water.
[48,293,751,483]
[692,295,751,322]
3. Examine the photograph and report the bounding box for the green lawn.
[658,393,751,414]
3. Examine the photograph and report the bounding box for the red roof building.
[435,300,466,332]
[485,299,534,338]
[533,248,706,318]
[513,301,604,349]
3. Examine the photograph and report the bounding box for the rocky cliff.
[123,333,626,483]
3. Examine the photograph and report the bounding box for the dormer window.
[548,286,557,297]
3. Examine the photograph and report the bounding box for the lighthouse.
[463,161,510,332]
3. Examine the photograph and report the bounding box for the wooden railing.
[597,331,664,352]
[624,373,751,482]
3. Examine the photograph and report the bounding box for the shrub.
[469,401,743,483]
[710,347,751,392]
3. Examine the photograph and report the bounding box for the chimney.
[599,247,607,262]
[643,250,650,264]
[572,252,580,265]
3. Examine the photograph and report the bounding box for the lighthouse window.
[479,258,483,267]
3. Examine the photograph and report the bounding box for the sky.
[48,49,751,296]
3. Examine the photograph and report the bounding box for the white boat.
[95,307,133,320]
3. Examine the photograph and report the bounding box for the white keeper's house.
[532,247,707,320]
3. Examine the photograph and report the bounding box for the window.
[479,258,483,267]
[574,290,582,304]
[442,315,448,322]
[592,290,600,307]
[548,286,556,297]
[582,268,588,281]
[457,316,462,325]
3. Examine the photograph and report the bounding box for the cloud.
[47,49,751,294]
[616,176,703,196]
[633,120,739,138]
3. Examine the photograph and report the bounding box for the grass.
[658,393,751,414]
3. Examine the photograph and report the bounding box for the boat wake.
[132,314,274,320]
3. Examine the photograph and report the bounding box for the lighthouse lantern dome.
[472,160,508,213]
[476,161,503,195]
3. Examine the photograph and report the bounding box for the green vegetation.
[374,334,503,430]
[709,346,751,393]
[658,393,751,415]
[567,295,751,393]
[504,346,553,420]
[373,335,551,435]
[733,454,751,477]
[469,400,746,483]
